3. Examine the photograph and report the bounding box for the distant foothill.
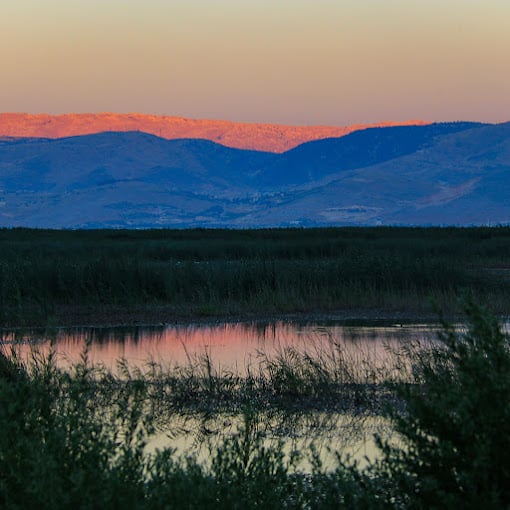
[0,115,508,228]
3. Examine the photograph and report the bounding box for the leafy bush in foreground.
[0,348,316,509]
[374,301,510,509]
[0,349,152,508]
[1,301,509,508]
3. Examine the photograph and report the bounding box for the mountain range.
[0,113,428,153]
[0,116,509,228]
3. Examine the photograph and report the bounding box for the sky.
[1,0,510,125]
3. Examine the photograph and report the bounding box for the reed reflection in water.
[1,321,439,468]
[4,321,437,374]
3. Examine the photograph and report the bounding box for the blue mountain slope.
[0,131,277,194]
[257,122,486,187]
[1,122,509,228]
[247,122,510,227]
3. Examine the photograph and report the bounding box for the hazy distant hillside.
[248,122,509,226]
[0,121,508,228]
[0,131,275,193]
[258,122,485,187]
[0,113,429,153]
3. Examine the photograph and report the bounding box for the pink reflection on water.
[4,322,435,374]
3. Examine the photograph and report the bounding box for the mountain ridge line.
[0,112,432,153]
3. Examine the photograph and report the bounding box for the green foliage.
[1,300,510,508]
[0,346,368,509]
[0,348,152,509]
[1,226,509,325]
[374,301,510,508]
[305,457,383,510]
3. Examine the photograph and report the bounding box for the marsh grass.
[1,226,510,325]
[107,334,399,432]
[0,341,377,509]
[1,302,510,508]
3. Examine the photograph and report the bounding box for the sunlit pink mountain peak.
[0,112,430,153]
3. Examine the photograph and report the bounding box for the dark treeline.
[1,226,509,325]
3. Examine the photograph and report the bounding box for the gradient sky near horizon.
[1,0,509,125]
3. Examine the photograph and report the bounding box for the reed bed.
[1,302,509,508]
[1,226,510,326]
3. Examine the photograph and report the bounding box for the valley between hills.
[0,112,429,153]
[0,114,509,228]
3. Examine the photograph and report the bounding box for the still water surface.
[3,320,438,372]
[2,320,440,467]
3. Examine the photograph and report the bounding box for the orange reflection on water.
[4,321,436,376]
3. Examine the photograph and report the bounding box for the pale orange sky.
[1,0,509,125]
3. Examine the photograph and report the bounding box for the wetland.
[1,227,510,508]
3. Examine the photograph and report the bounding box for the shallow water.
[2,320,438,374]
[146,412,390,470]
[1,320,437,468]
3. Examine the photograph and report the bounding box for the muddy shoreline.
[0,304,459,330]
